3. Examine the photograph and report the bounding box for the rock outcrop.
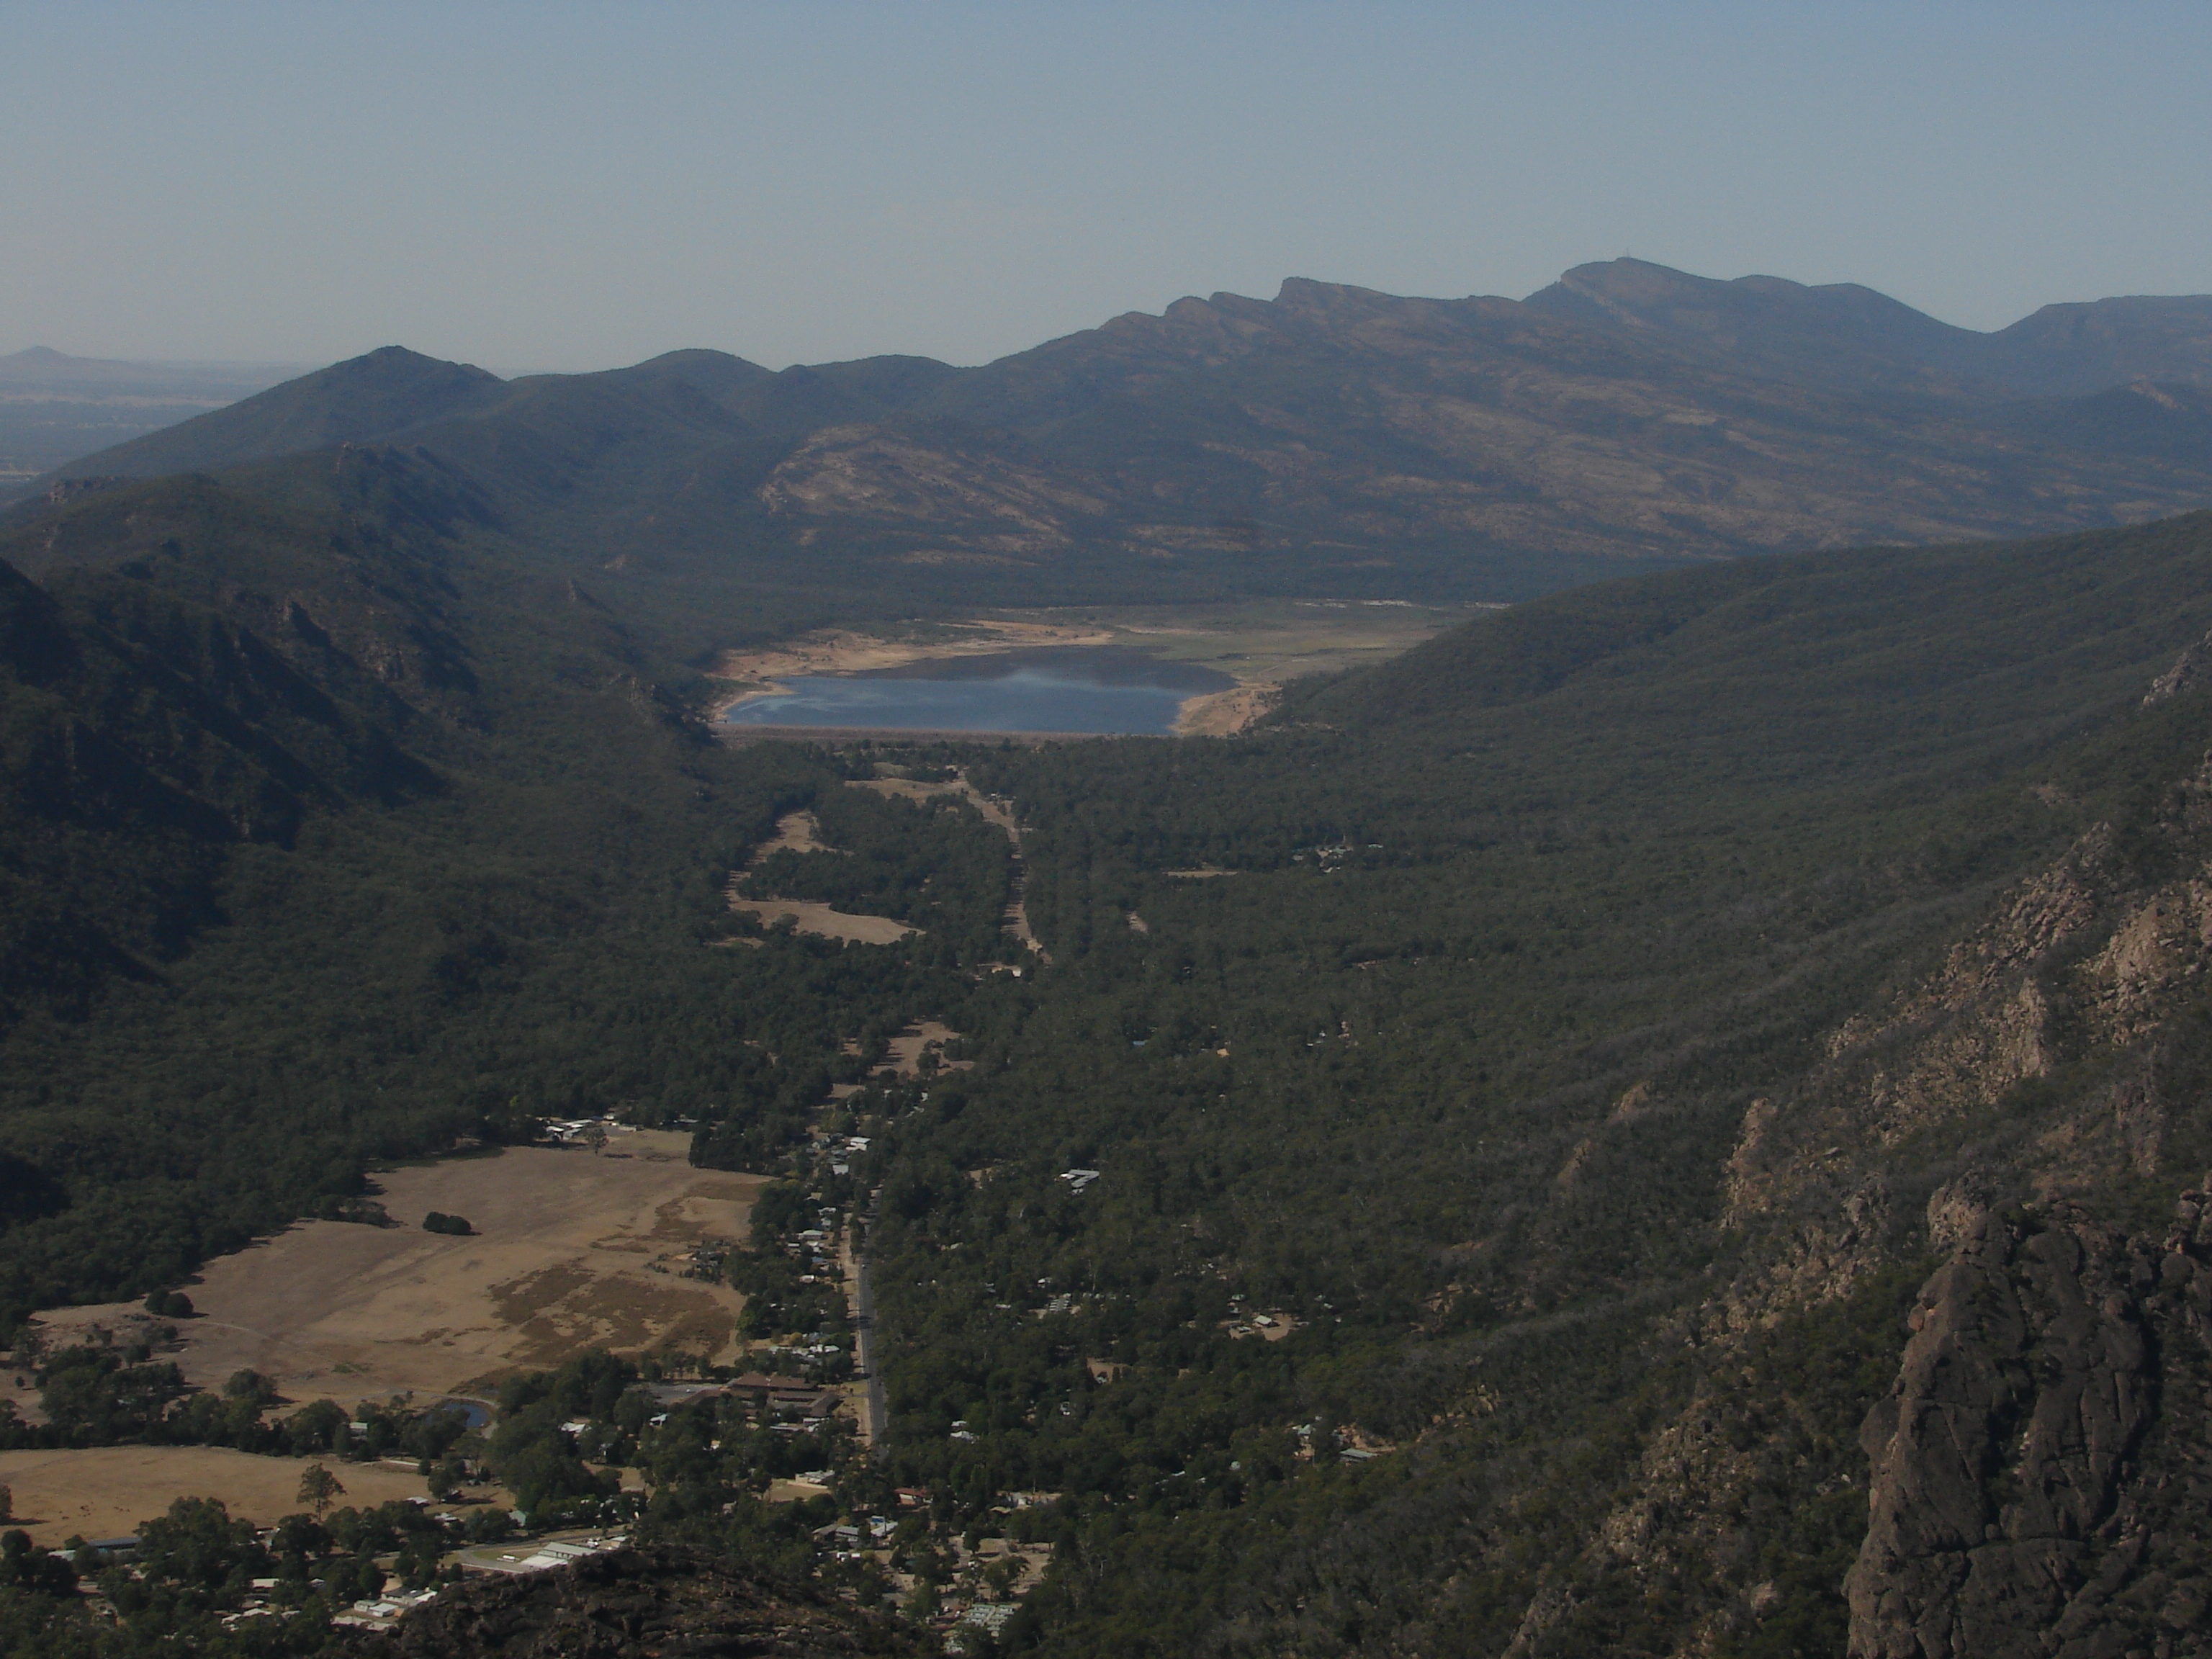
[1848,1188,2212,1658]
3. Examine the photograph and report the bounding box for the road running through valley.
[848,1190,887,1455]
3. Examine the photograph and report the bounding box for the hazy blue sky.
[6,3,2208,372]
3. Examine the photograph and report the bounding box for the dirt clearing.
[745,809,836,861]
[725,898,917,944]
[30,1133,764,1411]
[883,1020,964,1076]
[724,806,914,943]
[0,1447,437,1546]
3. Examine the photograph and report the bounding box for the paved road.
[851,1194,887,1455]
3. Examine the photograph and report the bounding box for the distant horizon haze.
[13,255,2212,390]
[6,2,2209,372]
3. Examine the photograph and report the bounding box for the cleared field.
[726,898,915,944]
[724,804,915,944]
[883,1020,961,1076]
[0,1446,436,1546]
[747,809,835,860]
[32,1133,763,1411]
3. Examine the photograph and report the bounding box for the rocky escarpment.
[348,1546,922,1658]
[1847,1187,2212,1658]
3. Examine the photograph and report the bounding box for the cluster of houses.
[327,1583,448,1629]
[721,1372,848,1427]
[544,1117,628,1147]
[801,1491,1051,1653]
[460,1534,629,1579]
[785,1222,841,1283]
[554,1373,848,1432]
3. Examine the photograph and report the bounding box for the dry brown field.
[881,1020,961,1076]
[0,1446,438,1546]
[724,897,916,945]
[31,1132,763,1412]
[747,809,834,860]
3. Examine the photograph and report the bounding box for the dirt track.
[850,775,1048,960]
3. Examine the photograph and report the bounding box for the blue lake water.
[726,647,1233,735]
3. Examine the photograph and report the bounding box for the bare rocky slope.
[1470,616,2212,1658]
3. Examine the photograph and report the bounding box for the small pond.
[724,646,1234,735]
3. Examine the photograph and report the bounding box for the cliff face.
[1464,629,2212,1658]
[1848,1191,2212,1658]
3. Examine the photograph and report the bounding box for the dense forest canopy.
[6,409,2212,1655]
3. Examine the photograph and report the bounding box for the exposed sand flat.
[30,1134,764,1411]
[727,898,917,944]
[711,619,1115,714]
[1175,683,1281,736]
[0,1446,441,1546]
[710,601,1475,731]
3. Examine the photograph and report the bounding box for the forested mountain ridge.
[1524,257,2212,397]
[27,261,2212,622]
[42,348,508,484]
[0,348,304,487]
[0,455,986,1332]
[813,510,2212,1655]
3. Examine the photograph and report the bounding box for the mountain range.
[22,260,2212,636]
